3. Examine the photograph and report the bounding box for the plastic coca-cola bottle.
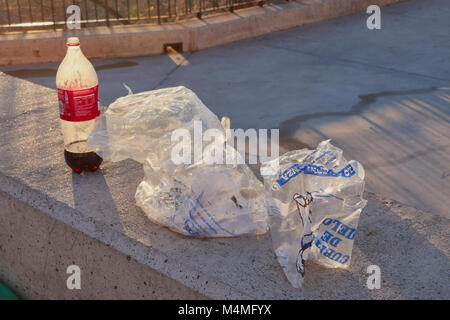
[56,37,102,173]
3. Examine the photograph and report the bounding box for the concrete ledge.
[0,190,206,299]
[1,72,449,299]
[0,0,407,66]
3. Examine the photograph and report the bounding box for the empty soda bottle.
[56,37,103,173]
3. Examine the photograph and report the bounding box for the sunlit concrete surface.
[0,72,449,299]
[0,0,449,299]
[3,0,447,217]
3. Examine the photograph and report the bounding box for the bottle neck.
[67,45,81,51]
[65,45,83,58]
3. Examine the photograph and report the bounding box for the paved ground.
[2,0,449,218]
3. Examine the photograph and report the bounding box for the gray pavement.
[2,0,449,218]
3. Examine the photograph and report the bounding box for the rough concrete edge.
[0,191,209,300]
[0,171,252,299]
[0,0,408,66]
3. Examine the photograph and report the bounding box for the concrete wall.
[0,190,206,299]
[0,0,407,66]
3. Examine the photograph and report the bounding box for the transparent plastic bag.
[261,140,367,287]
[88,86,267,237]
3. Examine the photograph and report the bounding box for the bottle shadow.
[71,166,123,230]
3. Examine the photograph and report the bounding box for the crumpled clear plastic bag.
[87,86,267,237]
[260,140,367,287]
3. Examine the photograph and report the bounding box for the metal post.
[39,0,44,22]
[106,0,110,25]
[85,0,89,25]
[156,0,160,24]
[50,0,56,29]
[197,0,202,19]
[27,0,33,22]
[16,0,22,23]
[5,0,12,26]
[62,0,66,25]
[168,0,171,18]
[136,0,139,20]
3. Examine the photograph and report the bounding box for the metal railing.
[0,0,283,32]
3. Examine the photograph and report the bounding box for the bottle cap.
[67,37,80,46]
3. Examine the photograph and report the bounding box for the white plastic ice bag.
[261,140,367,288]
[88,86,267,237]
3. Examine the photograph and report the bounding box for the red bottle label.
[58,85,99,122]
